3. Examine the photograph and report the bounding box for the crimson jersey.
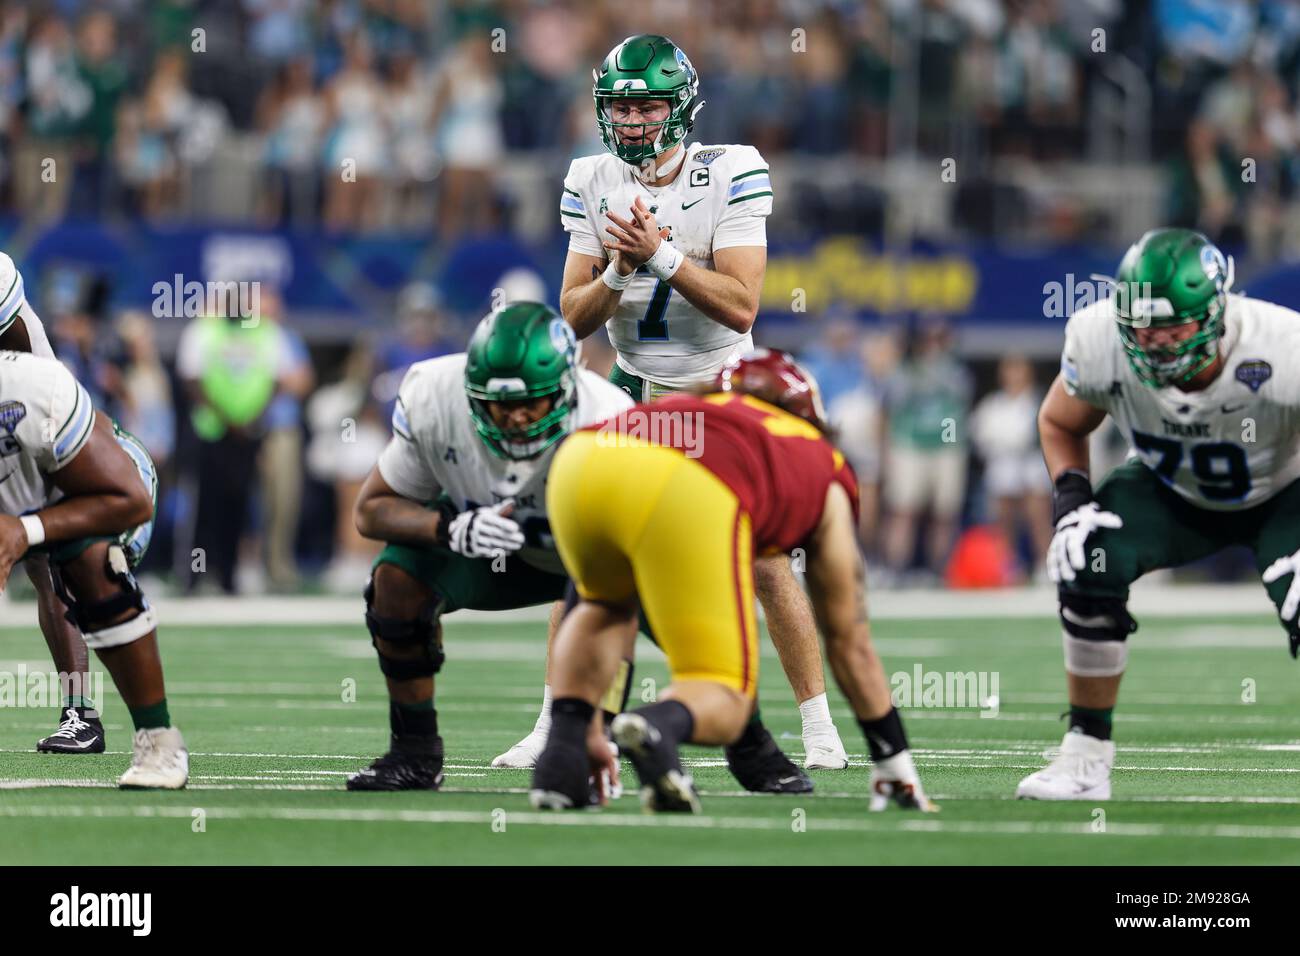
[589,392,859,553]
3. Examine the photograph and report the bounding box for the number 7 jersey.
[560,143,772,388]
[1060,293,1300,510]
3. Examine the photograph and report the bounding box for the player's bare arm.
[353,466,443,546]
[0,414,155,587]
[1038,374,1107,480]
[559,247,623,340]
[604,196,762,333]
[803,479,892,720]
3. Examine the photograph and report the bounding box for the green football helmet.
[1103,228,1234,388]
[464,302,578,460]
[593,34,702,166]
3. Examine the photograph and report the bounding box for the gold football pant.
[546,431,758,697]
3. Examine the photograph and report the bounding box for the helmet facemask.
[467,372,576,461]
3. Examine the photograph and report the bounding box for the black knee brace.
[51,545,155,649]
[363,577,445,681]
[1058,589,1138,642]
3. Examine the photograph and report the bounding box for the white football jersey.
[561,142,772,388]
[0,251,56,358]
[0,350,96,518]
[377,353,633,574]
[1061,293,1300,510]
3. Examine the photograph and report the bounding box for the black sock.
[390,700,438,740]
[550,697,595,749]
[637,700,694,746]
[1068,705,1113,741]
[859,708,909,762]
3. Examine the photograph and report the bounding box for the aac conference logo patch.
[1235,360,1272,392]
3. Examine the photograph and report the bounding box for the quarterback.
[530,351,933,813]
[1019,228,1300,799]
[518,33,849,775]
[0,349,186,787]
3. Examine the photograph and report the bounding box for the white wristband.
[20,514,45,547]
[601,259,634,292]
[644,240,683,280]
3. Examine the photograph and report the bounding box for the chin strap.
[634,140,686,184]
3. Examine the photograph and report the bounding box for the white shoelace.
[48,708,90,740]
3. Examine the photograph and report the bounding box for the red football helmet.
[712,348,829,431]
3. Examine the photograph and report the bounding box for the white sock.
[798,692,832,729]
[533,684,553,732]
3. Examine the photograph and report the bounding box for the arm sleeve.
[375,374,441,502]
[561,160,604,258]
[714,147,772,251]
[24,360,96,472]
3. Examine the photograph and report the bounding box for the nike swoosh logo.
[55,736,98,750]
[681,198,705,210]
[778,775,801,785]
[1221,402,1249,414]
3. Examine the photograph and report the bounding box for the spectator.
[969,354,1051,579]
[256,56,324,227]
[372,280,457,412]
[880,317,973,583]
[322,31,388,231]
[257,287,315,591]
[429,31,504,240]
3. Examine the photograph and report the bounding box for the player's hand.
[604,196,670,271]
[0,514,29,594]
[869,750,937,812]
[446,500,525,559]
[1262,549,1300,657]
[1046,502,1123,584]
[587,726,621,807]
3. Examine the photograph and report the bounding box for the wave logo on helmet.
[549,318,576,360]
[674,47,696,89]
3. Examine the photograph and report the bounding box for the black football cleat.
[529,742,595,810]
[37,707,106,754]
[725,720,813,794]
[346,736,444,791]
[611,713,700,813]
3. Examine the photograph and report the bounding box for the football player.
[0,251,110,754]
[500,33,849,774]
[1019,228,1300,799]
[0,349,186,788]
[529,350,934,813]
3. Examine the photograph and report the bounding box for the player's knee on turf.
[365,562,445,680]
[1058,589,1137,677]
[53,542,156,651]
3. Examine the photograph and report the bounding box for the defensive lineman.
[1019,228,1300,799]
[0,349,186,787]
[498,34,848,772]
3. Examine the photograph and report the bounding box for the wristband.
[644,239,683,280]
[601,259,634,292]
[20,514,46,547]
[1051,469,1093,524]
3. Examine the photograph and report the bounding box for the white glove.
[1046,502,1123,584]
[447,501,525,558]
[869,750,937,812]
[1263,549,1300,622]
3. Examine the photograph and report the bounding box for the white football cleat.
[869,749,937,811]
[802,720,849,769]
[1016,731,1114,800]
[118,727,189,790]
[491,726,549,768]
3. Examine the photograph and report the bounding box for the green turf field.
[2,608,1298,865]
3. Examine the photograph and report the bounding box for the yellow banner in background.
[761,237,979,315]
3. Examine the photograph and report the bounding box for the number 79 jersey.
[560,143,772,388]
[1060,293,1300,511]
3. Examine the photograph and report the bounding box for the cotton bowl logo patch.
[0,400,26,433]
[1235,360,1272,393]
[693,147,725,167]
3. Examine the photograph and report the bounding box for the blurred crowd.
[0,0,1298,252]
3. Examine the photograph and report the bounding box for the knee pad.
[1059,590,1137,677]
[363,575,445,681]
[54,545,157,650]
